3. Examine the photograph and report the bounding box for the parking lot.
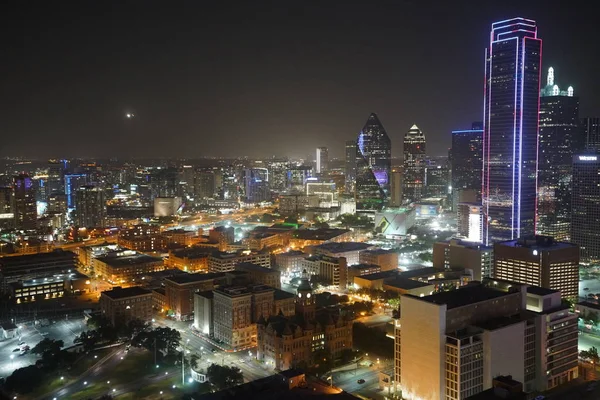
[0,317,86,377]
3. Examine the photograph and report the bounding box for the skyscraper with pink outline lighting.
[482,17,542,245]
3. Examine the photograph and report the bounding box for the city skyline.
[2,1,599,159]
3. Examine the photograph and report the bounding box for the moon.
[126,113,135,119]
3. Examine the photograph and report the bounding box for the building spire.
[547,67,554,86]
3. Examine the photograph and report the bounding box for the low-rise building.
[348,264,381,286]
[162,229,201,246]
[274,250,305,275]
[208,250,270,273]
[152,287,166,312]
[300,255,348,290]
[193,290,214,336]
[257,277,353,371]
[9,271,89,303]
[164,272,225,320]
[166,247,213,273]
[273,289,296,317]
[236,262,281,289]
[93,250,164,285]
[433,239,494,281]
[359,248,399,271]
[243,232,283,251]
[100,286,153,326]
[309,241,374,266]
[288,228,351,249]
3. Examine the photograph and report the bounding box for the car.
[13,348,20,352]
[357,379,366,384]
[239,359,245,363]
[18,342,26,346]
[211,349,217,353]
[584,288,590,291]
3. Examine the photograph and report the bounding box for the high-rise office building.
[571,154,600,261]
[355,113,391,211]
[494,236,579,300]
[13,174,37,231]
[537,67,579,241]
[582,117,600,151]
[74,185,106,228]
[425,164,449,198]
[195,169,216,200]
[47,159,66,194]
[64,173,88,209]
[345,140,357,193]
[180,165,195,198]
[398,281,578,398]
[450,123,483,208]
[286,165,312,192]
[243,168,270,203]
[403,124,426,202]
[316,147,329,175]
[149,167,178,200]
[482,18,542,245]
[389,168,402,207]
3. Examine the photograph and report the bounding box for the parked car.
[357,379,366,384]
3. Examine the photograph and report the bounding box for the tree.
[5,365,44,394]
[260,213,275,223]
[190,354,200,370]
[132,327,181,357]
[284,216,299,225]
[339,348,355,364]
[206,363,243,390]
[74,330,101,351]
[312,349,334,375]
[31,338,63,356]
[580,346,600,364]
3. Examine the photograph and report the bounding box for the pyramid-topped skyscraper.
[355,113,391,211]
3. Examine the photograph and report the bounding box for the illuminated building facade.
[355,113,391,211]
[571,154,600,261]
[582,117,600,151]
[286,165,312,192]
[316,147,329,175]
[243,168,270,203]
[13,174,37,231]
[194,169,216,200]
[403,124,427,202]
[493,236,579,300]
[482,18,542,245]
[345,140,357,193]
[74,185,106,228]
[450,123,483,208]
[64,173,87,209]
[537,67,579,241]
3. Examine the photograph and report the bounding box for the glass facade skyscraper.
[355,113,391,211]
[572,154,600,261]
[403,124,427,202]
[537,67,579,241]
[450,122,484,200]
[482,18,542,245]
[345,140,357,193]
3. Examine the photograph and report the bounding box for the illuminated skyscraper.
[345,140,356,193]
[450,122,483,208]
[355,113,391,211]
[316,147,329,175]
[64,173,88,209]
[243,168,269,203]
[74,185,106,227]
[537,67,579,241]
[482,18,542,245]
[582,117,600,151]
[403,124,426,202]
[13,174,37,231]
[572,154,600,261]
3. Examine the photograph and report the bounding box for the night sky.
[2,0,599,160]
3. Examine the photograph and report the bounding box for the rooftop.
[496,235,577,251]
[165,272,225,285]
[355,270,397,281]
[95,251,162,267]
[475,314,528,331]
[102,286,152,300]
[209,250,268,260]
[384,277,431,290]
[526,286,558,296]
[276,250,305,257]
[10,271,89,288]
[236,262,277,274]
[313,242,372,253]
[196,290,214,299]
[215,285,273,297]
[360,248,398,256]
[577,301,600,311]
[415,284,511,310]
[348,263,381,271]
[399,267,438,279]
[170,247,214,259]
[274,288,296,300]
[291,228,350,241]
